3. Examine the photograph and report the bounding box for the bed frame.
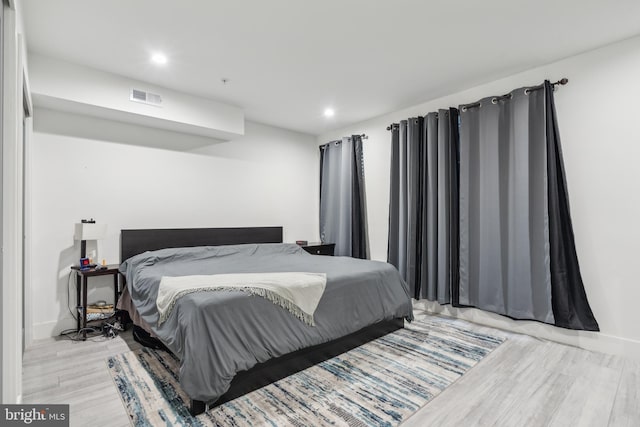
[119,226,404,416]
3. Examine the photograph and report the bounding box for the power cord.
[66,271,77,321]
[59,327,99,342]
[59,319,123,342]
[101,321,123,339]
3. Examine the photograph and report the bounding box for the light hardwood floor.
[22,312,639,427]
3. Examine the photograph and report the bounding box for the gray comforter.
[120,243,413,402]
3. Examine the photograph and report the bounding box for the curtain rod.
[460,78,568,111]
[322,134,368,148]
[386,78,568,129]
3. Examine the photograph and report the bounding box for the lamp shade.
[74,223,107,241]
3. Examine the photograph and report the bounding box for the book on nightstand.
[86,304,114,314]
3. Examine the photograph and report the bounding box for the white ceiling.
[22,0,640,136]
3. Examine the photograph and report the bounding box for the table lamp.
[74,219,107,263]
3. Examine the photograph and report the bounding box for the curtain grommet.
[491,98,498,105]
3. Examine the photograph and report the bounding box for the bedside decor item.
[74,218,107,259]
[79,257,91,270]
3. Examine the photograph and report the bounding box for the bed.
[118,226,413,415]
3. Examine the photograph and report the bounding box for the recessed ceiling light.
[324,108,335,118]
[151,52,167,65]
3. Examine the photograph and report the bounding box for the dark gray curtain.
[388,109,459,303]
[319,135,369,258]
[458,81,599,331]
[544,81,599,331]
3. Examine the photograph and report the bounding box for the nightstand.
[301,242,335,256]
[71,264,121,340]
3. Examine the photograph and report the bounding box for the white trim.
[2,3,22,403]
[22,114,31,348]
[19,32,32,349]
[0,0,5,403]
[416,300,640,361]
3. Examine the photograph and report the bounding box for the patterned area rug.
[107,316,504,426]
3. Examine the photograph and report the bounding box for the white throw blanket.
[156,272,327,326]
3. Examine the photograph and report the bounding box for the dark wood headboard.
[120,226,283,263]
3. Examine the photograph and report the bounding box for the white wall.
[318,35,640,359]
[29,54,244,140]
[30,109,320,339]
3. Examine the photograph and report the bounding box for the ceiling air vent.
[130,88,163,107]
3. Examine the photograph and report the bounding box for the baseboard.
[32,317,76,341]
[416,300,640,361]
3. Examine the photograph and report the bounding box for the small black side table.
[301,243,335,256]
[71,265,121,340]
